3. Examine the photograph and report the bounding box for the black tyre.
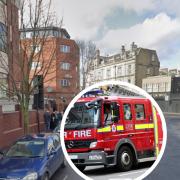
[76,165,86,172]
[116,146,134,171]
[43,173,49,180]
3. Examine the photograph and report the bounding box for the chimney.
[131,42,137,51]
[121,45,125,54]
[96,49,100,59]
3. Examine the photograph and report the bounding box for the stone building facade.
[86,42,160,88]
[142,75,180,113]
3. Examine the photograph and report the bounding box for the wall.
[0,105,45,149]
[156,96,180,113]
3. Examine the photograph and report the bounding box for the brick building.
[86,42,160,88]
[20,27,80,111]
[0,0,20,98]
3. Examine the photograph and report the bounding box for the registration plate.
[70,155,78,159]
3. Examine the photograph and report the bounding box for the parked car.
[0,133,65,180]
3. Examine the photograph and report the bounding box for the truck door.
[122,103,136,142]
[100,101,120,151]
[134,101,154,152]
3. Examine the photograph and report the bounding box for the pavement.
[52,113,180,180]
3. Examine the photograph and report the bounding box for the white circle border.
[60,81,167,180]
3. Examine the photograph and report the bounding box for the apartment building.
[86,42,160,88]
[20,27,80,111]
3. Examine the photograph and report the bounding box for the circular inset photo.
[60,81,167,180]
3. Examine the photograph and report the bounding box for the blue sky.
[53,0,180,69]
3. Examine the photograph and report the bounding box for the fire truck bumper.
[69,151,114,166]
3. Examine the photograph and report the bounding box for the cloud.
[53,0,154,40]
[97,13,180,60]
[155,0,180,17]
[51,1,180,67]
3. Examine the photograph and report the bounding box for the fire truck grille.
[65,139,95,149]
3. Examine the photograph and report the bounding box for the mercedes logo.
[67,141,74,149]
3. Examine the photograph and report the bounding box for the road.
[146,113,180,180]
[52,114,180,180]
[51,163,82,180]
[85,162,153,180]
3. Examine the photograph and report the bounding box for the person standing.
[44,108,51,132]
[50,110,56,130]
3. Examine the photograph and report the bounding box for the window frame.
[60,45,70,53]
[134,104,146,121]
[123,103,132,120]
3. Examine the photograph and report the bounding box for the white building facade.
[86,43,160,88]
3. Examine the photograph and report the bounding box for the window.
[0,22,7,52]
[52,134,60,149]
[123,104,132,120]
[60,62,70,70]
[152,54,156,61]
[76,65,78,72]
[135,104,145,120]
[147,68,151,75]
[47,138,55,153]
[61,79,70,87]
[31,45,41,53]
[128,65,131,74]
[31,62,41,70]
[104,103,119,125]
[106,68,111,78]
[117,66,122,76]
[60,45,70,53]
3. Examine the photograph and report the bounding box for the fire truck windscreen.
[65,100,101,130]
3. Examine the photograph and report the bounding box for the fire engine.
[64,91,163,172]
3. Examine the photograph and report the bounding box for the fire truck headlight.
[89,155,102,160]
[89,141,97,148]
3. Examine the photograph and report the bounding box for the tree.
[76,40,96,89]
[0,0,62,134]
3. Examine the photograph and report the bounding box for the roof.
[20,26,71,39]
[77,96,147,103]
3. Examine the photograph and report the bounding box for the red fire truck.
[64,95,163,172]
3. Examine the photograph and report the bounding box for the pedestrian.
[50,110,56,130]
[44,108,51,132]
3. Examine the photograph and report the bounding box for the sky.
[53,0,180,69]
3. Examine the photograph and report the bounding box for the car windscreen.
[6,140,45,158]
[65,101,101,130]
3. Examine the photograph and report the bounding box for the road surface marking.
[117,169,146,177]
[63,175,68,180]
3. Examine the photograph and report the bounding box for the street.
[52,113,180,180]
[84,162,153,180]
[51,164,82,180]
[146,113,180,180]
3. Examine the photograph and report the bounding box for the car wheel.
[43,173,49,180]
[61,157,66,168]
[116,146,133,171]
[76,165,86,172]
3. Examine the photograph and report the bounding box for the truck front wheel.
[116,146,133,171]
